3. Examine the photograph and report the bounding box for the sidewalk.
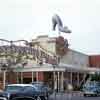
[50,91,83,98]
[49,91,83,100]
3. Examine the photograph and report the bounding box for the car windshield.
[34,84,48,89]
[83,81,100,90]
[4,86,24,92]
[84,81,100,87]
[33,84,43,91]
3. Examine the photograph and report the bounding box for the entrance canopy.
[12,62,100,73]
[13,63,66,72]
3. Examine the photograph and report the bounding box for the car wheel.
[36,96,42,100]
[84,94,87,97]
[94,94,98,97]
[45,96,48,100]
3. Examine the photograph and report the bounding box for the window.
[23,86,36,92]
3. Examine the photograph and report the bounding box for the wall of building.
[32,35,89,68]
[32,35,56,54]
[60,49,89,68]
[89,55,100,68]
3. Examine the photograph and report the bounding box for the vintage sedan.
[0,84,47,100]
[82,81,100,96]
[31,82,53,98]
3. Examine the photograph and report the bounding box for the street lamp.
[52,63,57,100]
[51,55,59,100]
[52,64,57,91]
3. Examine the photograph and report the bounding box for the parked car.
[0,84,48,100]
[31,82,53,97]
[82,81,100,96]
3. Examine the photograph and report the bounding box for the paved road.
[49,92,100,100]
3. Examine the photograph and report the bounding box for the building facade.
[0,35,99,91]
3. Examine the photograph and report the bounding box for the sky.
[0,0,100,55]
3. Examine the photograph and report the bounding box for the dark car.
[0,84,47,100]
[31,82,53,98]
[82,81,100,96]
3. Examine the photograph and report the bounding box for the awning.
[59,63,100,73]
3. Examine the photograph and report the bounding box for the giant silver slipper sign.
[52,14,71,33]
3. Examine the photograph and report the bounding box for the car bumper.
[83,91,98,96]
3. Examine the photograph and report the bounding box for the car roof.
[7,84,35,87]
[31,81,44,84]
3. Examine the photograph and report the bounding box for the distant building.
[89,55,100,68]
